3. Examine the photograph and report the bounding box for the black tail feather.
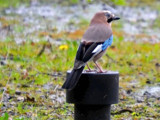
[62,66,85,90]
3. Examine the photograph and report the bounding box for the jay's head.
[91,11,120,25]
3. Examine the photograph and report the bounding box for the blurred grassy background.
[0,0,160,8]
[0,0,160,120]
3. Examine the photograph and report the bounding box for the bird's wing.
[82,42,101,62]
[82,24,112,42]
[74,42,98,69]
[82,35,113,62]
[74,35,113,69]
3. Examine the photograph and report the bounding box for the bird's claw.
[97,70,108,73]
[85,69,97,72]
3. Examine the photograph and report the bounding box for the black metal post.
[74,104,111,120]
[66,71,119,120]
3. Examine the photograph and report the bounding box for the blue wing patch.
[102,35,113,51]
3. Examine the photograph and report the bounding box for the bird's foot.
[97,70,108,73]
[85,69,97,72]
[94,61,107,73]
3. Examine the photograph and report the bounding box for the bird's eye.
[105,13,111,18]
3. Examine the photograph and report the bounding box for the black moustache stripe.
[107,18,112,23]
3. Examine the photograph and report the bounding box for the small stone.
[155,63,160,67]
[17,96,24,101]
[143,91,151,96]
[127,89,132,94]
[146,79,152,84]
[0,61,7,65]
[15,91,21,95]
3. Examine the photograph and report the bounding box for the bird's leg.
[94,61,105,73]
[86,63,91,71]
[85,63,93,72]
[85,63,97,72]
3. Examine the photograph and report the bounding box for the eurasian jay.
[62,10,120,90]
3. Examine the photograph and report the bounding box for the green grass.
[0,38,160,119]
[0,0,160,9]
[0,0,30,8]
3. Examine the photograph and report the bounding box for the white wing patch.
[92,44,102,54]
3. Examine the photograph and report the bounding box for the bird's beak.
[107,16,120,23]
[112,16,120,21]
